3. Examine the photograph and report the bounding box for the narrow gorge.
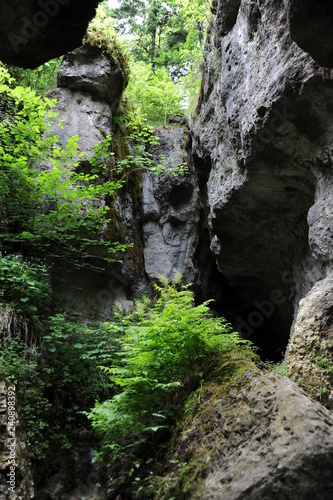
[1,0,333,499]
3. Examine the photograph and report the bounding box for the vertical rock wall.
[142,126,200,284]
[191,0,333,371]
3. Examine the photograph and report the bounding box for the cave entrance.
[195,226,292,362]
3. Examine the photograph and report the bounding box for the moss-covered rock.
[57,30,129,112]
[287,274,333,409]
[155,354,333,499]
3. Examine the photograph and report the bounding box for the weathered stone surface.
[287,274,333,408]
[163,373,333,499]
[191,0,333,359]
[57,44,126,111]
[0,0,100,68]
[47,87,112,162]
[142,126,200,283]
[214,0,242,39]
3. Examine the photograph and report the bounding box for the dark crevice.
[195,231,291,361]
[192,153,212,193]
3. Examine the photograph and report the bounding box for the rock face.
[48,44,201,318]
[47,87,112,162]
[45,42,136,319]
[142,126,200,284]
[287,274,333,409]
[162,373,333,500]
[58,44,127,112]
[191,0,333,365]
[0,0,100,68]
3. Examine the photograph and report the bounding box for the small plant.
[311,355,329,370]
[271,360,287,377]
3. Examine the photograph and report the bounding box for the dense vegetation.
[0,1,256,498]
[88,275,249,497]
[102,0,211,121]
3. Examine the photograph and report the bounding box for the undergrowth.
[87,273,252,498]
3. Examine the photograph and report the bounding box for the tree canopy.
[97,0,212,121]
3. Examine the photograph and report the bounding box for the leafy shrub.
[0,336,51,459]
[2,58,62,96]
[125,61,184,124]
[0,311,115,461]
[0,67,128,270]
[37,315,114,456]
[24,135,127,269]
[88,276,248,495]
[0,253,51,316]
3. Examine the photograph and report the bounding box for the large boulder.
[287,274,333,408]
[159,373,333,499]
[57,43,128,112]
[0,0,100,68]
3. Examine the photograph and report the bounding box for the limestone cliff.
[191,0,333,400]
[2,2,333,497]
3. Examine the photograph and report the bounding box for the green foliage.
[125,61,183,124]
[38,315,114,454]
[95,0,211,116]
[0,336,51,459]
[271,360,287,376]
[0,310,115,461]
[23,135,127,269]
[112,110,188,181]
[0,66,127,270]
[0,66,55,237]
[0,253,51,316]
[114,0,187,70]
[88,277,248,495]
[2,58,62,96]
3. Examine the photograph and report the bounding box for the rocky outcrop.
[287,274,333,408]
[48,44,201,319]
[142,126,200,284]
[191,0,333,365]
[0,0,100,68]
[45,41,136,319]
[58,43,127,112]
[47,87,112,162]
[160,372,333,499]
